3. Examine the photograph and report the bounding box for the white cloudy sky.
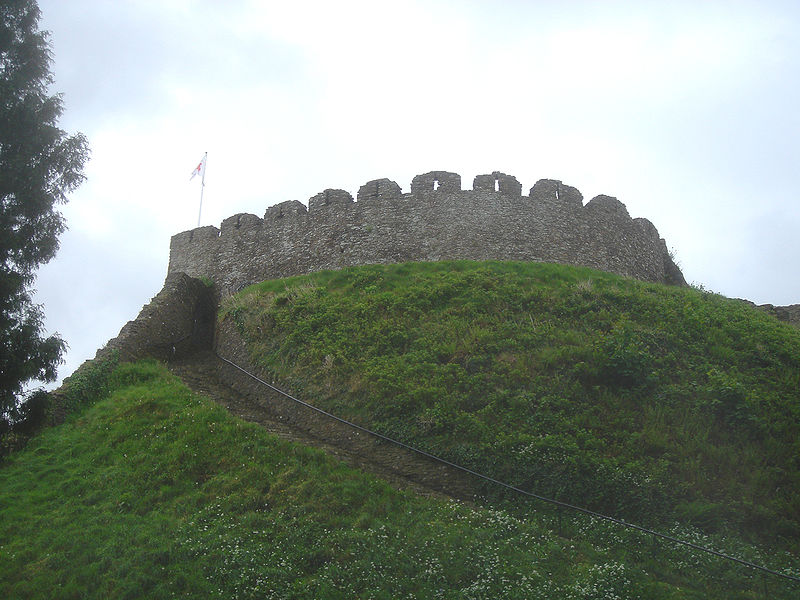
[32,0,800,386]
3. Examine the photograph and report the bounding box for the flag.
[190,154,206,181]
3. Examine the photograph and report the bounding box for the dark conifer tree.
[0,0,88,415]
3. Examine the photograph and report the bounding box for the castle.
[102,170,800,369]
[168,170,686,294]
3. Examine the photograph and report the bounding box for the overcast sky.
[32,0,800,386]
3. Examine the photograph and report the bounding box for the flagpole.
[196,152,207,227]
[192,152,208,227]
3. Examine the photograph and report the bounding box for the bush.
[593,320,654,388]
[57,352,119,415]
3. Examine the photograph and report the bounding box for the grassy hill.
[1,358,797,599]
[2,260,799,598]
[222,261,800,546]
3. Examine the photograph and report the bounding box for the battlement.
[168,170,685,294]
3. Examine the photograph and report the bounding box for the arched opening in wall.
[494,178,499,192]
[433,179,439,191]
[555,187,560,200]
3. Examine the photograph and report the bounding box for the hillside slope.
[220,260,800,548]
[2,359,797,599]
[3,259,799,599]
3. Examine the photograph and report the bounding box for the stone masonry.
[168,170,686,295]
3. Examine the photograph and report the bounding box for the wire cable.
[215,352,800,585]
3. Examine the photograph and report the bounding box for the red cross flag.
[190,154,206,181]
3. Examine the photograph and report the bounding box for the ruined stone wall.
[97,272,215,363]
[168,170,685,294]
[746,302,800,329]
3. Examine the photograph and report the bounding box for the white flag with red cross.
[190,155,206,181]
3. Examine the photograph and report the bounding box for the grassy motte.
[4,259,799,598]
[222,260,800,549]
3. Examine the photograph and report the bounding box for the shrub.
[594,320,654,388]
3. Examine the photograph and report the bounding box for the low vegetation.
[222,261,800,549]
[2,360,797,598]
[3,260,799,598]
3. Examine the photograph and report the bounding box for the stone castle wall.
[168,170,685,294]
[98,272,215,363]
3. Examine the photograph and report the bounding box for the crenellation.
[167,170,686,293]
[473,172,522,196]
[171,229,193,247]
[472,174,493,193]
[168,225,220,282]
[308,189,354,212]
[529,179,583,212]
[190,225,221,241]
[529,178,556,200]
[357,178,403,203]
[220,213,262,235]
[584,194,630,217]
[557,182,583,210]
[410,171,461,195]
[265,200,306,222]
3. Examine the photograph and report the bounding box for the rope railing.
[214,351,800,588]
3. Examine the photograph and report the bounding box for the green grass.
[3,259,799,598]
[2,359,797,599]
[222,260,800,549]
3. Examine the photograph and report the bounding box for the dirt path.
[168,352,463,502]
